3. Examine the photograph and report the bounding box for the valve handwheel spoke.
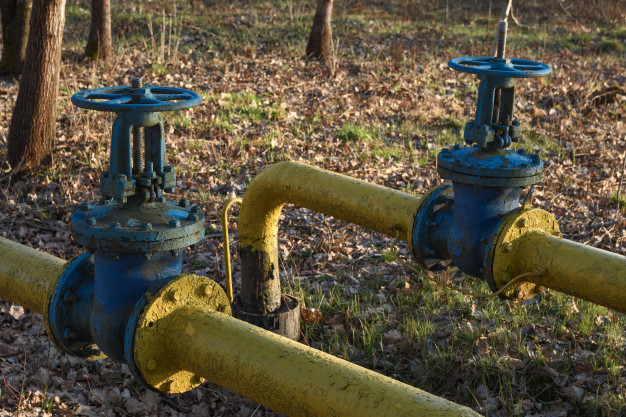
[449,56,551,78]
[72,84,201,112]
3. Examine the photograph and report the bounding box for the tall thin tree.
[7,0,66,171]
[306,0,333,60]
[0,0,33,76]
[85,0,112,60]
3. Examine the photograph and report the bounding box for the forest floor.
[0,0,624,416]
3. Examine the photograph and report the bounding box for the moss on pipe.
[238,161,421,313]
[0,237,66,315]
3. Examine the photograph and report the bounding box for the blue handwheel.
[71,85,202,113]
[449,56,551,78]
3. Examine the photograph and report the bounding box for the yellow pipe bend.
[238,161,421,313]
[0,236,66,316]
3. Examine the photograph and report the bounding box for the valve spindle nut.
[502,242,513,253]
[170,290,182,301]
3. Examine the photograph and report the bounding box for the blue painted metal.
[47,253,103,359]
[412,49,552,285]
[448,57,551,78]
[71,199,204,253]
[71,85,202,113]
[437,146,543,187]
[448,57,551,150]
[91,250,181,361]
[46,81,205,361]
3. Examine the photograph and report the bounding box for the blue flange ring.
[449,56,551,78]
[71,86,202,113]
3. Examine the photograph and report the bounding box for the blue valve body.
[47,83,204,361]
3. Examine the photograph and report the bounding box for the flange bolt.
[453,143,461,150]
[502,242,513,253]
[146,358,158,371]
[179,198,190,208]
[87,217,97,226]
[111,222,122,230]
[169,219,181,228]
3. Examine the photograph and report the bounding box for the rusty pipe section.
[149,304,480,417]
[0,236,66,315]
[238,161,421,315]
[517,232,626,314]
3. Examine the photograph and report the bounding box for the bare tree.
[306,0,333,60]
[85,0,112,60]
[0,0,32,76]
[7,0,66,171]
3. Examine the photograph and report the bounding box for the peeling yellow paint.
[491,208,560,300]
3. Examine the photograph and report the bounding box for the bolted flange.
[71,200,204,253]
[124,274,231,393]
[46,253,106,360]
[484,208,561,300]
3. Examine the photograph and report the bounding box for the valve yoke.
[439,56,551,187]
[72,84,202,204]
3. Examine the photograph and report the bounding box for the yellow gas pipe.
[237,161,421,314]
[0,236,66,316]
[490,208,626,313]
[517,232,626,313]
[131,275,481,417]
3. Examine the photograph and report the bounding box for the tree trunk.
[85,0,112,60]
[7,0,66,172]
[0,0,32,76]
[306,0,333,60]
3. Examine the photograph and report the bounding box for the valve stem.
[132,77,145,174]
[496,20,508,59]
[492,20,508,126]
